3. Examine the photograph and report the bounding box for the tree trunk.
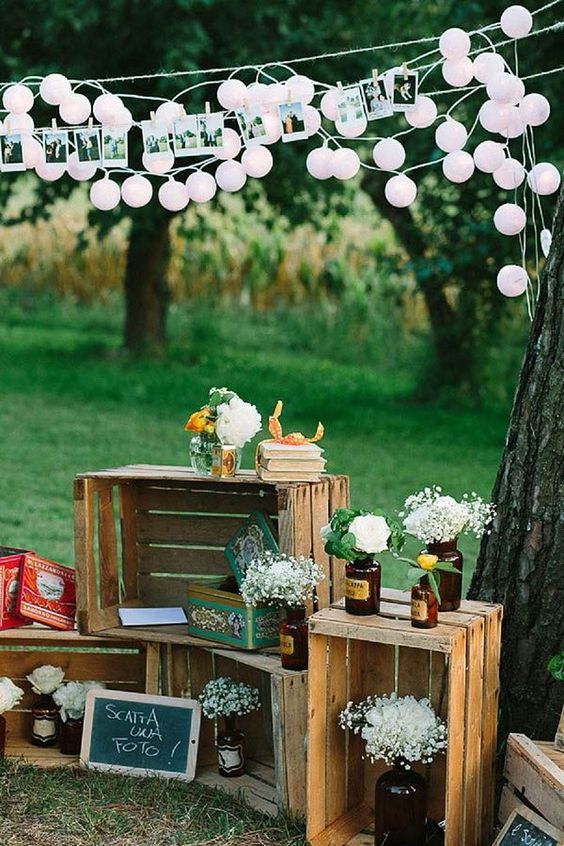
[468,186,564,740]
[123,211,171,354]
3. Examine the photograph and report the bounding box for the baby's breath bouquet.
[240,551,325,609]
[198,677,261,720]
[339,693,447,768]
[400,486,495,545]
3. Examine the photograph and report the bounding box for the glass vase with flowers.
[198,677,261,777]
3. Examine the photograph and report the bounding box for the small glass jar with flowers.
[0,677,24,756]
[198,677,260,777]
[400,487,495,611]
[26,664,65,747]
[322,508,404,616]
[240,551,325,670]
[184,386,262,475]
[340,693,447,846]
[53,681,104,755]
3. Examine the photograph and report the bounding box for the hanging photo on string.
[236,105,268,148]
[0,132,25,172]
[197,112,225,153]
[101,127,128,167]
[74,128,101,165]
[43,129,69,166]
[172,116,201,157]
[141,119,170,156]
[391,70,419,111]
[335,85,366,133]
[360,77,393,121]
[277,101,307,143]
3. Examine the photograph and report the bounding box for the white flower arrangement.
[0,677,24,715]
[239,551,325,609]
[198,677,261,720]
[339,693,447,768]
[401,486,496,545]
[322,507,404,562]
[26,664,65,695]
[215,394,262,449]
[52,681,105,722]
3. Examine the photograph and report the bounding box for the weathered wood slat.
[503,733,564,830]
[119,483,139,601]
[136,484,278,516]
[136,513,252,546]
[328,476,350,603]
[98,486,119,607]
[137,544,229,576]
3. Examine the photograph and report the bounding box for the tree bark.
[123,211,171,354]
[468,186,564,740]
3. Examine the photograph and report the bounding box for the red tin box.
[0,547,31,630]
[17,554,76,631]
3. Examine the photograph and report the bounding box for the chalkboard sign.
[493,805,564,846]
[80,689,201,780]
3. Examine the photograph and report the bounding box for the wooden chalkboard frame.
[493,804,564,846]
[80,689,201,781]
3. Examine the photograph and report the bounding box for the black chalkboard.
[494,806,563,846]
[80,689,201,780]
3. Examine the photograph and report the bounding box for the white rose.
[349,514,391,554]
[0,677,24,714]
[26,664,65,695]
[215,396,262,448]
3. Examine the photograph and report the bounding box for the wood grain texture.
[311,478,331,610]
[119,483,139,601]
[98,486,119,607]
[443,632,466,846]
[328,476,350,603]
[503,733,564,830]
[307,632,329,839]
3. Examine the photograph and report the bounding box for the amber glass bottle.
[31,693,58,747]
[59,718,84,755]
[425,540,463,611]
[217,715,245,777]
[411,580,438,629]
[345,557,381,615]
[279,607,308,671]
[0,715,5,757]
[374,762,427,845]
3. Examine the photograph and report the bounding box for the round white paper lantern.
[40,73,72,106]
[121,174,153,207]
[142,150,174,174]
[216,160,247,192]
[331,148,360,180]
[372,138,406,170]
[90,178,121,211]
[493,203,526,235]
[3,84,34,115]
[67,151,97,181]
[405,96,437,129]
[304,106,322,137]
[93,93,125,124]
[486,72,524,106]
[497,264,528,297]
[519,93,550,126]
[435,119,467,152]
[246,82,270,106]
[472,52,505,84]
[287,74,315,105]
[473,140,506,173]
[155,101,184,132]
[59,92,91,125]
[384,174,417,207]
[320,89,338,121]
[439,28,471,60]
[217,79,247,111]
[185,171,217,203]
[493,158,526,189]
[500,5,533,39]
[214,127,242,161]
[479,100,511,133]
[306,147,335,180]
[527,162,561,195]
[337,115,367,138]
[262,108,283,144]
[158,179,189,211]
[241,145,273,178]
[35,161,65,182]
[442,150,475,183]
[5,112,34,134]
[265,83,288,105]
[501,106,525,138]
[442,58,474,87]
[112,106,134,131]
[22,137,44,169]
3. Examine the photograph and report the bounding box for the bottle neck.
[223,714,237,733]
[286,606,307,622]
[427,539,458,554]
[351,555,378,569]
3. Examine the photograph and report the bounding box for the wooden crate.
[74,465,349,644]
[499,733,564,831]
[0,624,159,767]
[159,641,308,815]
[307,589,503,846]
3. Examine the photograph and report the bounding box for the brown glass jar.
[425,539,463,611]
[59,717,84,755]
[279,606,308,671]
[0,714,5,757]
[345,557,381,615]
[31,693,58,747]
[217,715,245,777]
[411,580,438,629]
[374,762,427,845]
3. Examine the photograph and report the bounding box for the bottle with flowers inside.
[0,677,24,756]
[340,693,447,846]
[322,508,404,616]
[53,681,105,755]
[400,486,495,611]
[240,551,325,670]
[184,386,262,476]
[198,677,260,777]
[26,665,65,747]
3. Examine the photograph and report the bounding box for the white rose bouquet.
[26,665,65,695]
[240,551,325,609]
[340,693,447,768]
[0,677,24,715]
[184,387,261,449]
[198,677,260,720]
[322,507,404,562]
[401,486,496,545]
[53,681,105,722]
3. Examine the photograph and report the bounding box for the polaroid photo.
[235,105,268,148]
[74,128,101,165]
[360,77,393,121]
[101,127,128,167]
[43,129,69,166]
[335,86,366,133]
[141,119,171,156]
[391,71,419,111]
[172,116,200,157]
[0,132,25,172]
[197,112,225,153]
[278,100,308,143]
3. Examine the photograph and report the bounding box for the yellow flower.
[416,553,439,571]
[184,407,215,434]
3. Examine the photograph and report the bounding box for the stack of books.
[257,442,326,481]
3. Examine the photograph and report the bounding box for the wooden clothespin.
[51,118,58,130]
[287,86,292,103]
[372,68,379,87]
[150,110,156,125]
[88,117,94,130]
[205,101,211,116]
[402,62,409,80]
[337,80,343,92]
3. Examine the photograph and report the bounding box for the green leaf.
[548,652,564,681]
[427,571,441,605]
[433,562,461,574]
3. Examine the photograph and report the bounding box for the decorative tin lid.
[224,511,279,587]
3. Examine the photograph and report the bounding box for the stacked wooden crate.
[499,733,564,831]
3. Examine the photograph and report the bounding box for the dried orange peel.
[265,400,324,445]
